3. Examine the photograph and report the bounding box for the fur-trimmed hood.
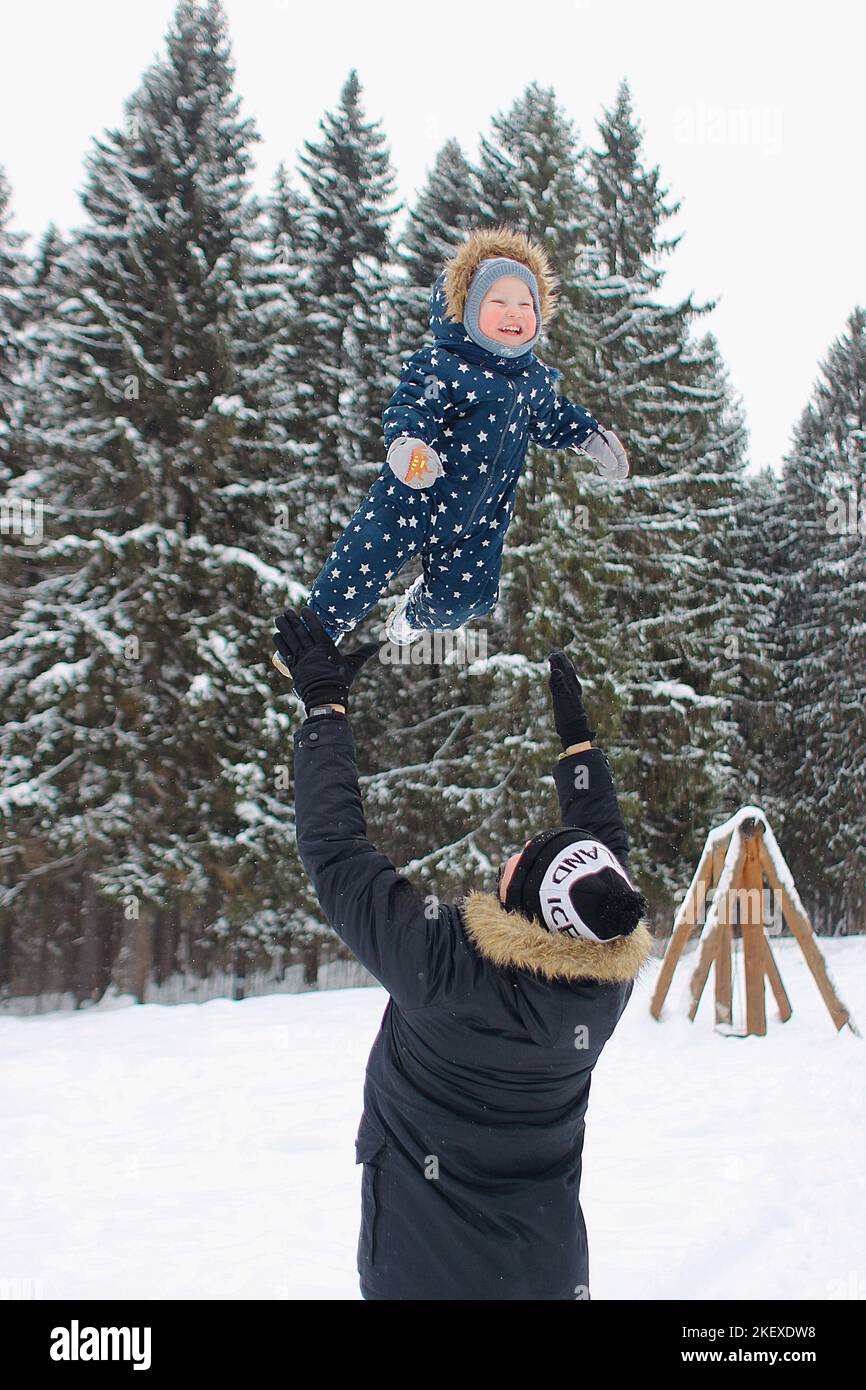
[459,889,654,985]
[443,225,560,328]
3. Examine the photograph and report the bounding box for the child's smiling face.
[477,275,537,346]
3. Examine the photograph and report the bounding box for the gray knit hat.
[463,257,542,358]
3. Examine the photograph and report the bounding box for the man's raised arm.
[546,650,631,870]
[272,606,462,1009]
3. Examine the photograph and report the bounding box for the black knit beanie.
[503,827,648,941]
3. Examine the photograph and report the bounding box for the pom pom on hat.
[570,872,649,942]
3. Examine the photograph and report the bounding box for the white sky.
[3,0,864,475]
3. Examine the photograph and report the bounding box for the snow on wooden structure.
[650,805,858,1036]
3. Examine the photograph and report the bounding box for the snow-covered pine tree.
[31,222,69,295]
[0,0,313,1005]
[580,80,750,914]
[0,167,36,490]
[392,138,481,356]
[290,69,399,565]
[0,169,37,663]
[0,170,40,977]
[11,222,76,502]
[674,329,752,815]
[714,463,788,820]
[768,307,866,934]
[265,161,319,554]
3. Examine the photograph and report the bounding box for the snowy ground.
[2,935,864,1301]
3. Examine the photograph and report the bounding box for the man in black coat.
[273,607,654,1301]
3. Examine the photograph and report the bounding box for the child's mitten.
[386,436,444,490]
[579,426,629,480]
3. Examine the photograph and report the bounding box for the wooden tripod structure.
[650,805,858,1036]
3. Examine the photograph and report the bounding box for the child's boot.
[384,575,425,647]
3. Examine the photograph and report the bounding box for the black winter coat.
[293,713,654,1300]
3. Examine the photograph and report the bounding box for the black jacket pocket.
[355,1115,388,1268]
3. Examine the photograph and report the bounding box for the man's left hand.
[548,649,596,749]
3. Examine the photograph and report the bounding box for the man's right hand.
[272,605,379,714]
[548,650,596,749]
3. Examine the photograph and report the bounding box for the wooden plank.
[759,839,855,1033]
[650,844,715,1020]
[740,821,767,1036]
[688,830,748,1022]
[762,934,792,1023]
[687,920,720,1021]
[715,920,733,1026]
[710,826,733,1026]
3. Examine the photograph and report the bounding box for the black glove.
[548,649,596,748]
[272,605,379,713]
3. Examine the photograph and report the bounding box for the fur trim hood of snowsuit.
[443,225,560,329]
[459,889,655,985]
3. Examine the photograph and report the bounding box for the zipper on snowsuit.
[463,378,518,534]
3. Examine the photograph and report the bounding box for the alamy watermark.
[826,487,865,536]
[682,881,784,934]
[0,495,44,544]
[50,1320,151,1370]
[378,628,488,667]
[674,102,783,157]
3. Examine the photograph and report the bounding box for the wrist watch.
[306,704,344,718]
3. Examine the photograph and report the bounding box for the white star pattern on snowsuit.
[304,317,600,638]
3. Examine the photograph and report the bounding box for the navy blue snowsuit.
[306,272,601,639]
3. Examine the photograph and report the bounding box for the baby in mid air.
[304,224,629,647]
